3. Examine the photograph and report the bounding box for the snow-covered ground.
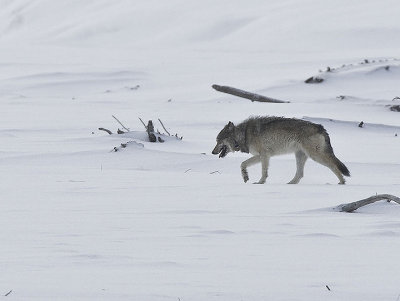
[1,1,400,300]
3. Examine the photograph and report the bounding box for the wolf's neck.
[235,123,249,153]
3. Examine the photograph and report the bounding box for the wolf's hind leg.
[303,135,346,185]
[288,151,308,184]
[309,152,345,184]
[254,155,270,184]
[240,155,260,183]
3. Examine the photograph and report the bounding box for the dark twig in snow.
[4,290,12,297]
[158,118,171,136]
[112,115,130,132]
[117,128,126,134]
[98,127,113,135]
[390,105,400,112]
[325,285,331,291]
[138,117,147,130]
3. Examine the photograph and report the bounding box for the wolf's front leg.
[255,155,270,184]
[240,155,260,183]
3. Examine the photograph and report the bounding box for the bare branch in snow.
[390,105,400,112]
[117,128,126,134]
[112,115,130,132]
[4,290,12,297]
[100,116,181,143]
[158,118,171,136]
[212,84,290,103]
[98,127,113,135]
[138,117,147,130]
[335,194,400,212]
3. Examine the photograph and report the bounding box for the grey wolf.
[212,116,350,184]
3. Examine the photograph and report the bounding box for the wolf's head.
[212,121,240,158]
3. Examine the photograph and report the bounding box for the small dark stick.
[326,285,331,291]
[112,115,130,132]
[158,118,171,136]
[305,76,324,84]
[358,121,364,128]
[138,117,147,130]
[98,127,113,135]
[5,290,12,296]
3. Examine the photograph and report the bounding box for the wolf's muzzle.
[218,145,227,158]
[212,145,227,158]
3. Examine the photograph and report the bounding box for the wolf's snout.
[212,144,227,158]
[212,145,219,155]
[212,145,227,158]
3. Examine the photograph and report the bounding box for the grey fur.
[212,116,350,184]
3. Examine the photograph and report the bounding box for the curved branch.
[336,194,400,212]
[98,127,113,135]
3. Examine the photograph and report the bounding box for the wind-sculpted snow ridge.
[303,117,400,133]
[305,57,400,84]
[2,71,144,97]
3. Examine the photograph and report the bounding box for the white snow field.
[1,1,400,300]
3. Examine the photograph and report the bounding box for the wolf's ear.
[227,121,235,130]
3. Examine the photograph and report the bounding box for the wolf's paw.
[253,180,266,184]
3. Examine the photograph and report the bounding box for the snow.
[1,0,400,300]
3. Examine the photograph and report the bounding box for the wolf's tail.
[319,126,350,177]
[333,156,350,177]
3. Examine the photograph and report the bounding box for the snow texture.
[1,1,400,300]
